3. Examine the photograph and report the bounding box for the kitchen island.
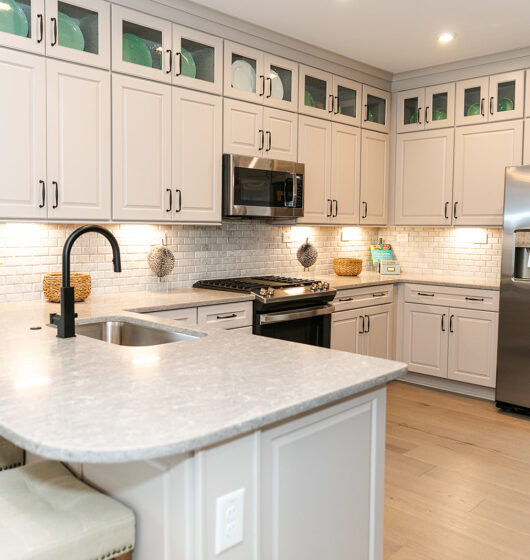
[0,290,406,560]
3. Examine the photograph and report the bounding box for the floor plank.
[385,381,530,560]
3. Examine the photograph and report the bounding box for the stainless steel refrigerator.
[496,165,530,413]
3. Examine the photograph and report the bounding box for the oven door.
[254,304,334,347]
[223,154,303,218]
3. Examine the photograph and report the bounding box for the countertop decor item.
[380,260,401,275]
[148,239,175,278]
[333,257,362,276]
[297,238,318,270]
[43,272,91,303]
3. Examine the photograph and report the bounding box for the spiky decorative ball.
[148,245,175,278]
[297,239,318,269]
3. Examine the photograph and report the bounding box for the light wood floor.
[385,381,530,560]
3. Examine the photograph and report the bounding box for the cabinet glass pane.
[367,94,386,125]
[431,92,448,121]
[305,75,326,110]
[270,64,292,102]
[231,53,256,93]
[181,37,214,83]
[122,20,162,70]
[0,0,32,39]
[337,85,356,118]
[497,80,516,113]
[57,2,98,54]
[403,96,419,125]
[463,86,481,117]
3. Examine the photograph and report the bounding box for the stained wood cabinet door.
[360,129,389,225]
[331,309,363,353]
[403,303,449,378]
[112,74,172,221]
[172,88,222,223]
[453,120,523,225]
[263,107,298,162]
[46,60,110,221]
[395,129,454,225]
[330,123,361,224]
[447,309,498,388]
[0,48,46,219]
[362,304,393,360]
[297,115,332,224]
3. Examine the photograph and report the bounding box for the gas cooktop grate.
[193,276,313,293]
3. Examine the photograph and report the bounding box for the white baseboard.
[397,372,496,401]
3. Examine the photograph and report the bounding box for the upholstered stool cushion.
[0,461,135,560]
[0,437,24,471]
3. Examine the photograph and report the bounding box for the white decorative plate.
[232,59,256,92]
[270,73,284,100]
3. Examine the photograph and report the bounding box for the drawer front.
[147,307,198,325]
[404,284,499,312]
[198,301,253,329]
[334,285,394,312]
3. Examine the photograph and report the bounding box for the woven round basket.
[333,257,363,277]
[43,273,92,303]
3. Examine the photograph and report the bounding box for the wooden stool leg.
[115,553,132,560]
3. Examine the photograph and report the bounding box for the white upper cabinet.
[172,24,222,95]
[0,47,46,219]
[263,53,298,112]
[45,0,110,68]
[396,83,455,133]
[331,75,362,127]
[361,85,390,133]
[455,71,524,126]
[453,120,523,225]
[395,129,454,225]
[263,107,298,162]
[224,41,264,103]
[172,88,222,223]
[360,129,389,225]
[0,0,45,54]
[46,59,110,221]
[524,119,530,165]
[526,71,530,118]
[112,5,172,83]
[299,65,333,119]
[112,74,172,222]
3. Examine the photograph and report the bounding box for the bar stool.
[0,436,24,471]
[0,460,135,559]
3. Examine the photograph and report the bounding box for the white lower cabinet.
[331,308,363,353]
[403,302,498,387]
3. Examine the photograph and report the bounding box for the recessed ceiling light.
[438,32,454,44]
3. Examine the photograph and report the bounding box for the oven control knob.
[267,287,275,297]
[317,282,323,290]
[311,282,318,291]
[323,282,330,290]
[259,288,267,296]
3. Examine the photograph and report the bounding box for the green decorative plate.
[123,33,152,68]
[367,110,375,122]
[467,102,481,116]
[78,13,98,54]
[0,0,29,38]
[180,47,197,79]
[409,111,418,124]
[58,11,85,51]
[432,109,447,121]
[305,90,315,108]
[497,97,514,112]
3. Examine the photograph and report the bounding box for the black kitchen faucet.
[50,225,121,338]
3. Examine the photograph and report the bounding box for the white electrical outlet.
[397,233,409,243]
[215,488,245,555]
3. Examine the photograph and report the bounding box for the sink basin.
[76,320,199,347]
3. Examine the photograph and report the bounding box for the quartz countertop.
[0,289,406,464]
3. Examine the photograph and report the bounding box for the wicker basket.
[333,257,363,277]
[43,273,91,303]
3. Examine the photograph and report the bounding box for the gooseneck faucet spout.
[50,226,121,338]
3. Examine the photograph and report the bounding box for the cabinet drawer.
[146,307,198,325]
[197,301,253,329]
[404,284,499,311]
[334,285,393,311]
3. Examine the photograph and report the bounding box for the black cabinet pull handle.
[417,107,422,125]
[217,313,237,320]
[175,52,182,76]
[490,96,494,116]
[266,131,272,152]
[52,181,58,208]
[51,17,57,46]
[366,315,370,333]
[38,180,46,208]
[359,315,365,334]
[454,201,458,219]
[258,129,264,151]
[328,94,334,113]
[259,75,265,96]
[266,77,272,98]
[417,292,435,297]
[333,199,338,217]
[372,292,386,297]
[362,201,368,219]
[37,14,44,43]
[465,296,484,302]
[441,314,446,332]
[364,103,368,121]
[444,201,449,219]
[327,198,333,217]
[480,97,485,116]
[334,95,339,115]
[175,189,182,213]
[425,106,430,124]
[449,314,454,333]
[166,188,172,212]
[165,49,172,74]
[339,297,353,302]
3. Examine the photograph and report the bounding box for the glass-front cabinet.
[112,4,172,83]
[396,88,425,133]
[299,65,333,118]
[456,71,524,126]
[45,0,109,68]
[263,53,298,112]
[224,41,264,103]
[0,0,45,54]
[332,76,361,126]
[172,24,222,95]
[362,85,390,133]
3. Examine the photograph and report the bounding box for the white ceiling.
[186,0,530,74]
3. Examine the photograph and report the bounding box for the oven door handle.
[259,304,335,325]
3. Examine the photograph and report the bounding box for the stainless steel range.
[193,276,336,347]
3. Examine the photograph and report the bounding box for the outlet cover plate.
[215,488,245,555]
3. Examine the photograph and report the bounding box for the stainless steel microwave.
[223,154,304,218]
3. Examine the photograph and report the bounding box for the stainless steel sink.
[76,320,199,347]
